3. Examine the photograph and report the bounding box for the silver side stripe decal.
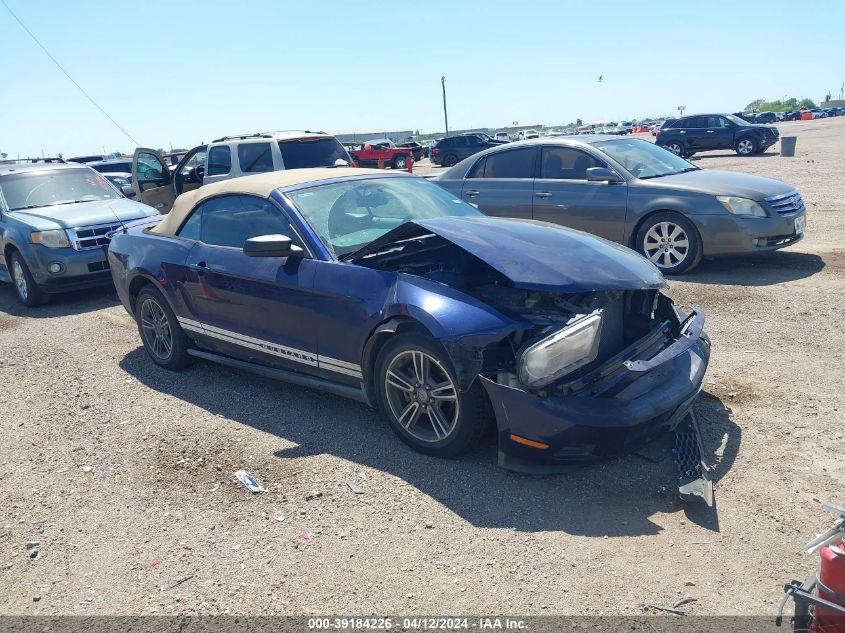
[176,317,362,378]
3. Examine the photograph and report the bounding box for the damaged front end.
[349,217,710,470]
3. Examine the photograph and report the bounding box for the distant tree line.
[744,97,817,113]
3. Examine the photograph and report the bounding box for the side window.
[540,147,606,180]
[467,157,486,179]
[179,148,207,176]
[237,142,274,173]
[177,206,202,240]
[206,146,232,177]
[481,148,534,179]
[136,152,167,182]
[465,135,483,147]
[200,195,297,249]
[714,116,731,128]
[452,137,468,147]
[684,117,706,128]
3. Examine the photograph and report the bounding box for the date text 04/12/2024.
[307,617,527,630]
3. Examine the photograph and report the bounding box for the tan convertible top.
[151,167,389,236]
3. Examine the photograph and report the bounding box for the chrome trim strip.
[175,316,362,377]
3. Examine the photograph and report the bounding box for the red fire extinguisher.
[814,540,845,633]
[778,499,845,632]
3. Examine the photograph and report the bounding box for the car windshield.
[0,168,118,210]
[278,138,352,169]
[593,138,698,179]
[286,176,481,258]
[725,114,749,126]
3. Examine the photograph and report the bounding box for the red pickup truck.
[345,141,413,171]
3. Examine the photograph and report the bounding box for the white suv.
[128,131,352,213]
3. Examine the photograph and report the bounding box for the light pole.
[441,75,449,136]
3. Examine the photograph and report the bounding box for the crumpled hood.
[645,169,796,200]
[354,216,666,293]
[8,198,158,231]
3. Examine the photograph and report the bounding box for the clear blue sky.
[2,0,843,157]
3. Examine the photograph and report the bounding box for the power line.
[1,0,139,146]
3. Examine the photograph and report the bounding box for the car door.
[178,194,322,375]
[131,148,176,213]
[531,145,627,242]
[707,116,735,150]
[680,117,707,150]
[172,145,208,196]
[459,146,536,220]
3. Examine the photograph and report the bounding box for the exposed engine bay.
[353,231,689,394]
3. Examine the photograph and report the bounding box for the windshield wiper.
[9,204,43,211]
[640,166,698,180]
[53,200,90,206]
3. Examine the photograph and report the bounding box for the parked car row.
[736,107,845,123]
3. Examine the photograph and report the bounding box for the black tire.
[635,212,703,275]
[443,154,459,167]
[735,136,758,156]
[664,141,684,156]
[392,154,408,170]
[135,285,192,370]
[374,333,491,458]
[682,151,696,159]
[10,251,48,307]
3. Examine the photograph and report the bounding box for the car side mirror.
[243,234,304,258]
[586,167,622,183]
[121,185,137,198]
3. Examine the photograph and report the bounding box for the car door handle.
[706,130,715,133]
[189,262,209,273]
[465,189,480,197]
[535,192,552,199]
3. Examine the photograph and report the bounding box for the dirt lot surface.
[1,117,843,616]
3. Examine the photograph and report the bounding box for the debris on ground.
[25,540,39,550]
[144,559,161,570]
[80,466,94,473]
[234,470,265,493]
[346,479,364,494]
[162,575,194,591]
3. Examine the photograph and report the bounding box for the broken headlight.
[518,311,603,389]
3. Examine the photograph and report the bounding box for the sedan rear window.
[278,138,352,169]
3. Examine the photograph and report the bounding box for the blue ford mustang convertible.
[108,168,710,469]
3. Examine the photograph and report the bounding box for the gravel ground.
[1,117,843,616]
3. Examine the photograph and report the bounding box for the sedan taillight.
[432,147,440,154]
[655,130,662,137]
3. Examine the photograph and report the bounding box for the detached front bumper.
[482,310,710,468]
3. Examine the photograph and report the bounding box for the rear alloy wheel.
[392,154,408,170]
[443,154,458,167]
[376,333,490,458]
[10,252,48,307]
[135,286,192,370]
[735,137,758,156]
[636,212,702,275]
[665,141,684,156]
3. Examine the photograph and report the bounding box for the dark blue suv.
[656,113,779,158]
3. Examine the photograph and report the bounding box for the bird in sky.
[598,75,603,82]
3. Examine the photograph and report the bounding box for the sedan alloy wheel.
[643,221,690,270]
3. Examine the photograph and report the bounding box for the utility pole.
[441,75,449,136]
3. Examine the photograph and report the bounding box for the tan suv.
[128,131,352,213]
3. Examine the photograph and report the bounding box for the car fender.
[369,275,525,390]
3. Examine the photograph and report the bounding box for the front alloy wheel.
[393,155,408,170]
[636,212,702,275]
[375,333,490,457]
[384,349,459,443]
[10,252,47,307]
[736,138,757,156]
